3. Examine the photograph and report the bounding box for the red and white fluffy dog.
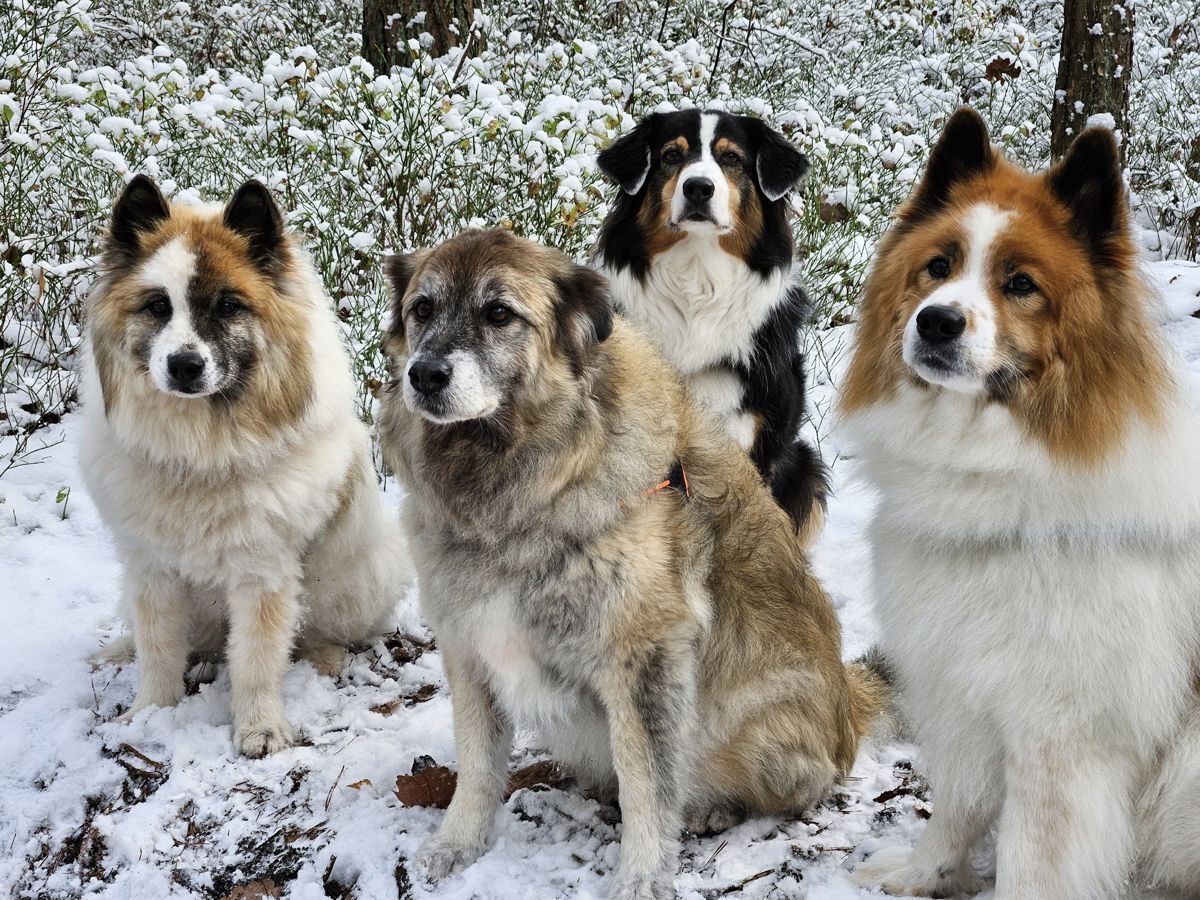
[842,108,1200,898]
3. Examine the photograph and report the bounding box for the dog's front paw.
[296,644,346,678]
[608,872,673,900]
[120,683,185,721]
[683,803,743,836]
[413,837,485,882]
[234,719,294,758]
[853,845,976,897]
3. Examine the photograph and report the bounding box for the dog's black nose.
[682,177,715,203]
[916,305,967,344]
[166,350,206,389]
[409,358,453,395]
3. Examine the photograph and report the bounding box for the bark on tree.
[1051,0,1134,163]
[362,0,477,72]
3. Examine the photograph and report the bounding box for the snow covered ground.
[1,261,1198,899]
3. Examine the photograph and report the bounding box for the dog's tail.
[845,645,901,746]
[770,438,830,549]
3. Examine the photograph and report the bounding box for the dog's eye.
[719,150,742,166]
[661,147,684,165]
[486,303,512,325]
[143,293,171,318]
[216,297,244,318]
[1005,273,1036,295]
[410,299,433,322]
[927,257,951,279]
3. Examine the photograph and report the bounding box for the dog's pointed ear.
[754,122,809,202]
[110,175,170,256]
[598,118,654,195]
[223,180,283,268]
[1047,126,1126,255]
[554,264,612,374]
[904,107,994,222]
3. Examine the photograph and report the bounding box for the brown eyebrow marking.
[714,137,745,158]
[661,137,689,155]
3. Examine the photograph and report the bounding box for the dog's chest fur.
[852,387,1200,755]
[83,416,355,590]
[605,238,786,375]
[413,516,638,771]
[450,584,601,728]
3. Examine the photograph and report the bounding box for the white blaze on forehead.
[960,204,1012,283]
[138,236,219,396]
[139,236,196,301]
[671,111,734,231]
[903,203,1013,393]
[699,110,718,155]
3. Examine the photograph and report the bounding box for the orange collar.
[642,459,692,500]
[618,460,693,513]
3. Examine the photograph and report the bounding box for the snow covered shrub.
[2,0,1198,473]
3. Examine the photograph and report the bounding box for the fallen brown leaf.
[505,760,569,798]
[394,758,571,808]
[985,56,1021,82]
[395,756,457,808]
[369,698,403,716]
[819,200,849,224]
[872,786,911,804]
[407,684,439,705]
[370,683,440,717]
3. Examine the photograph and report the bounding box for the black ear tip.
[946,106,987,130]
[224,180,283,235]
[231,179,276,210]
[1070,126,1120,162]
[936,107,991,154]
[125,173,158,193]
[111,174,169,251]
[118,173,166,207]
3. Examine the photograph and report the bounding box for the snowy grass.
[3,0,1198,471]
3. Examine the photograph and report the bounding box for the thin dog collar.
[642,459,692,501]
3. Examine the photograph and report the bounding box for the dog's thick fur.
[378,229,883,899]
[596,109,828,543]
[842,109,1200,899]
[82,175,409,757]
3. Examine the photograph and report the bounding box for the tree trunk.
[1051,0,1134,163]
[362,0,478,72]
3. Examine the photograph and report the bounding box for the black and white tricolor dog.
[596,109,828,542]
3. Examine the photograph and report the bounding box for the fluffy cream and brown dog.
[378,229,884,899]
[83,175,410,757]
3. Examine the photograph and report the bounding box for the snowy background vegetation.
[4,0,1199,470]
[1,1,1199,898]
